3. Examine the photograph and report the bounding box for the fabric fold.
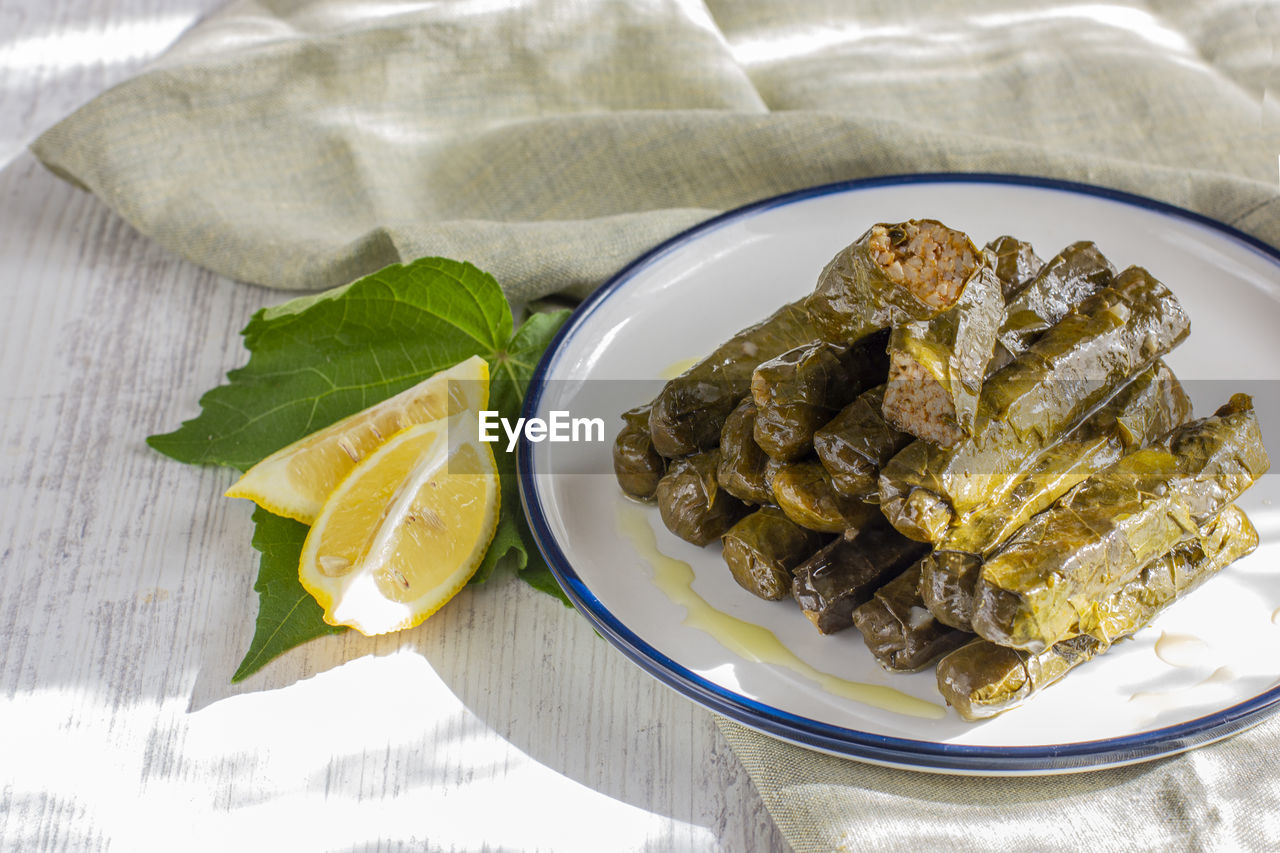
[716,714,1280,852]
[31,0,1280,302]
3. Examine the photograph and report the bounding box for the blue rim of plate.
[517,172,1280,774]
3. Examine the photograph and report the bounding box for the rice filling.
[884,354,965,447]
[867,222,978,310]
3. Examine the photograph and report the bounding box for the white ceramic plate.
[518,175,1280,774]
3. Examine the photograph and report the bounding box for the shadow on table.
[185,567,779,845]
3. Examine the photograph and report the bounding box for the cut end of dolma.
[721,507,827,601]
[613,404,666,500]
[882,356,969,449]
[864,221,980,311]
[805,220,981,344]
[655,450,750,546]
[882,255,1004,448]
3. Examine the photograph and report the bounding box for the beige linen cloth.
[33,1,1280,850]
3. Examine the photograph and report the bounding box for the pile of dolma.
[612,218,1270,721]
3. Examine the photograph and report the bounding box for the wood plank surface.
[0,3,788,849]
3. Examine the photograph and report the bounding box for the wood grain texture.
[0,2,788,850]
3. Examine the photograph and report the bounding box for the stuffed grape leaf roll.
[655,450,750,546]
[879,265,1191,543]
[989,240,1116,372]
[751,331,889,461]
[971,394,1269,651]
[771,460,881,534]
[792,518,928,634]
[984,235,1043,300]
[938,505,1257,720]
[813,384,913,501]
[716,397,774,505]
[881,252,1004,447]
[648,301,819,458]
[721,508,827,600]
[805,220,983,345]
[920,361,1191,630]
[851,564,971,672]
[613,404,666,500]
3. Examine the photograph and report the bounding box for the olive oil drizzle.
[617,504,945,719]
[1129,666,1239,714]
[659,357,701,379]
[1154,631,1212,668]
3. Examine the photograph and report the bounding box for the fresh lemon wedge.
[299,411,499,635]
[226,356,489,524]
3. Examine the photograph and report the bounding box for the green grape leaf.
[233,507,346,683]
[148,258,573,680]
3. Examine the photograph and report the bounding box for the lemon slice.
[299,411,499,635]
[226,355,489,524]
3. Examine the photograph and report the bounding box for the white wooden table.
[0,3,786,849]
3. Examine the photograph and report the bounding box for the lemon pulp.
[226,355,489,524]
[298,411,499,636]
